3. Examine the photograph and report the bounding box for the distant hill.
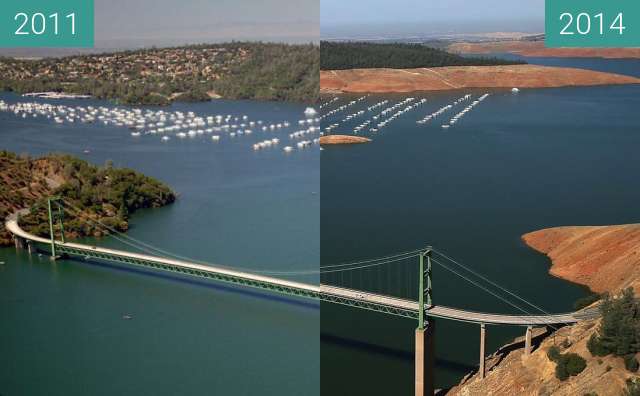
[320,41,525,70]
[0,42,319,105]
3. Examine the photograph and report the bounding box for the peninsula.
[522,224,640,294]
[320,41,640,94]
[320,65,640,94]
[0,151,175,246]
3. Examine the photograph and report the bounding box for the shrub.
[555,353,587,381]
[588,333,609,357]
[625,378,640,396]
[626,355,640,372]
[588,289,640,357]
[548,346,561,362]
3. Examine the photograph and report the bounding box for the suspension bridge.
[6,198,598,396]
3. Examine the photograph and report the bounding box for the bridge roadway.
[7,214,596,326]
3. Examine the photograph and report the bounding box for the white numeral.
[560,12,574,35]
[66,13,75,35]
[610,13,626,35]
[14,13,29,35]
[31,13,46,35]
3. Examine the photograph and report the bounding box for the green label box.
[0,0,94,48]
[546,0,640,47]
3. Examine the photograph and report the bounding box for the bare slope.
[522,224,640,294]
[320,65,640,94]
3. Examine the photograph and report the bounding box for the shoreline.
[320,65,640,94]
[522,224,640,294]
[448,41,640,60]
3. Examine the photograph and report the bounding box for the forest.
[320,41,525,70]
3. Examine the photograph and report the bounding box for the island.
[0,42,319,105]
[0,151,175,246]
[319,135,371,145]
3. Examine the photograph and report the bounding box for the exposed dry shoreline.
[320,65,640,94]
[522,224,640,294]
[447,224,640,395]
[448,40,640,59]
[319,135,371,145]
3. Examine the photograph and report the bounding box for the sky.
[321,0,544,37]
[95,0,319,48]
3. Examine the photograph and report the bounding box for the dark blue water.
[320,61,640,391]
[493,53,640,78]
[0,93,319,396]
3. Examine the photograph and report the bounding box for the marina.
[0,99,320,154]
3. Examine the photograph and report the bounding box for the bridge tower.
[47,197,65,260]
[415,247,435,396]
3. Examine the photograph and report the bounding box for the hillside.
[447,224,640,395]
[0,151,175,246]
[320,65,640,94]
[448,316,638,396]
[320,41,524,70]
[0,42,319,105]
[522,224,640,295]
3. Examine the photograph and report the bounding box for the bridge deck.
[7,213,595,326]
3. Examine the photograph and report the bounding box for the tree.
[588,288,640,357]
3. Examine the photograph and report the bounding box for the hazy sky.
[321,0,544,35]
[95,0,319,47]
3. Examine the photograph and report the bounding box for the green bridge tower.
[416,247,435,396]
[47,197,65,260]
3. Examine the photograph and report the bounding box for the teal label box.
[0,0,94,48]
[546,0,640,47]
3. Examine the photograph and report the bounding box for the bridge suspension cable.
[430,257,561,328]
[57,199,419,276]
[432,248,557,319]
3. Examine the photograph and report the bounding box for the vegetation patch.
[320,41,526,70]
[626,378,640,396]
[626,355,640,372]
[0,151,175,245]
[588,288,640,358]
[0,42,319,104]
[547,345,587,381]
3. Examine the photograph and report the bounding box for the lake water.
[0,93,320,396]
[320,58,640,392]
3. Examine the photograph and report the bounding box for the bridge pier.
[479,323,486,379]
[415,321,435,396]
[27,240,36,255]
[524,326,533,356]
[14,236,24,250]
